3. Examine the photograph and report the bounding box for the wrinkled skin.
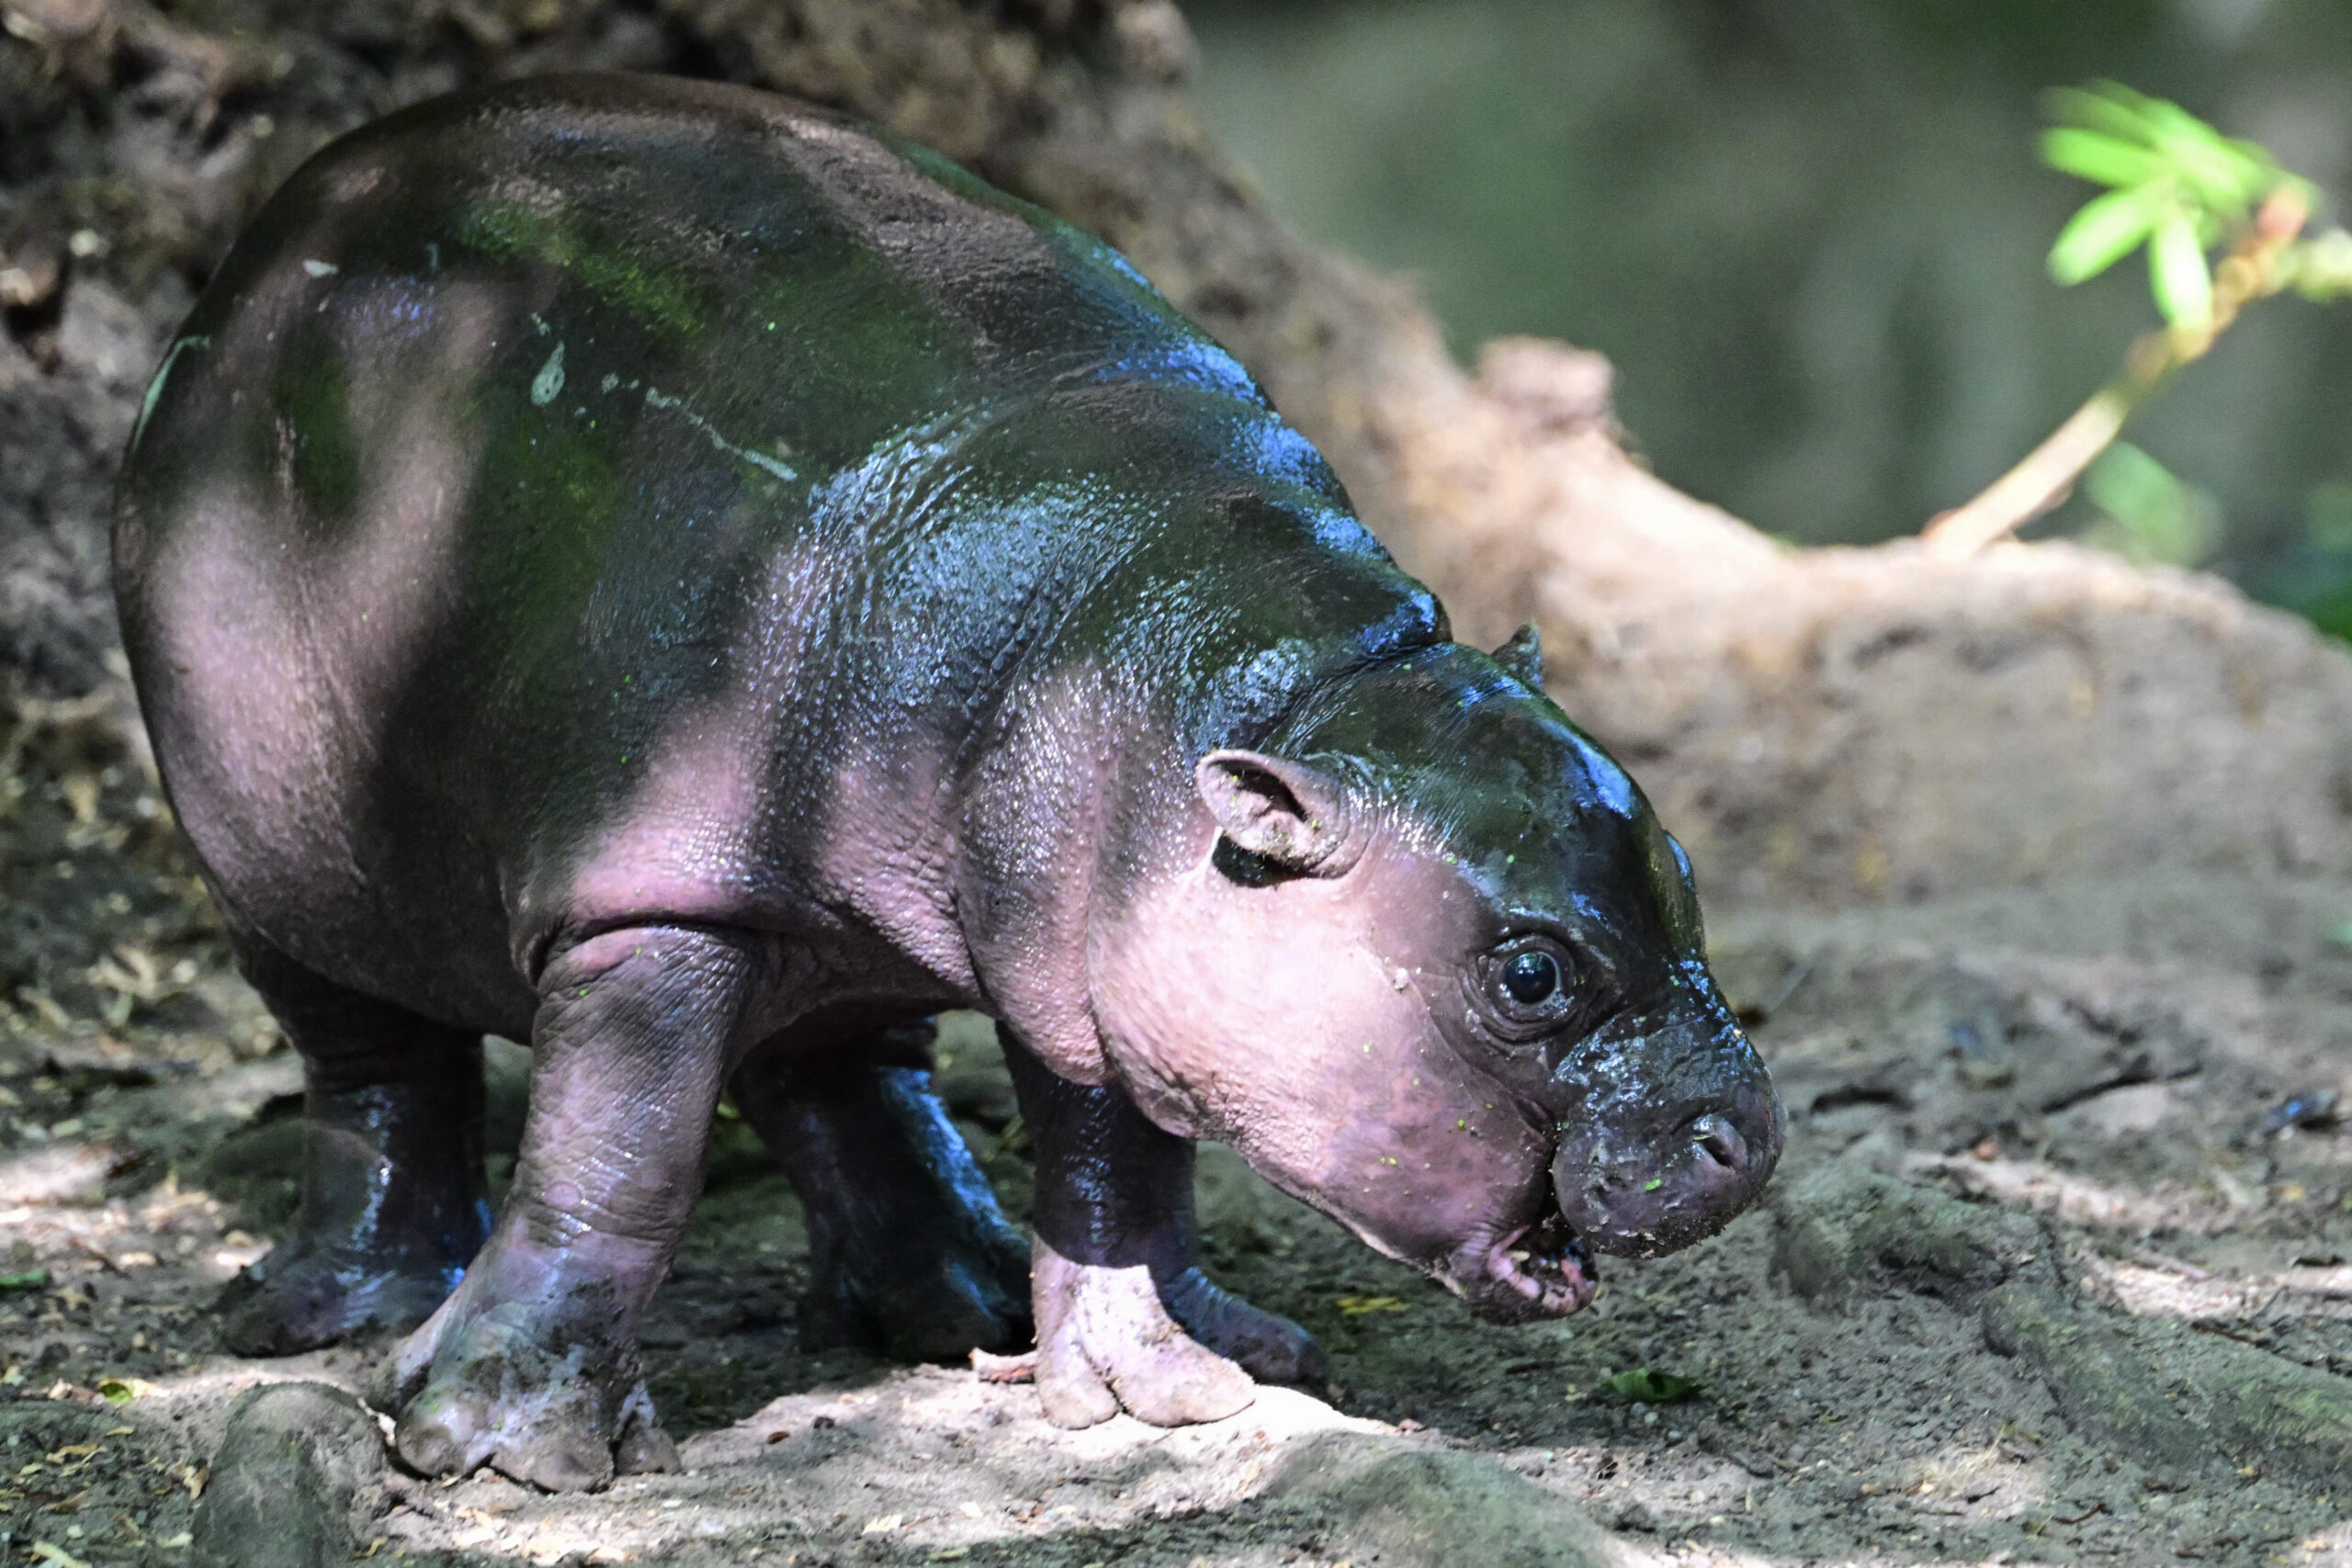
[113,73,1781,1488]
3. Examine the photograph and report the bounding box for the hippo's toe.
[1029,1238,1256,1429]
[376,1296,669,1492]
[396,1371,674,1492]
[368,1245,668,1493]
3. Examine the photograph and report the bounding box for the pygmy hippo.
[114,73,1782,1490]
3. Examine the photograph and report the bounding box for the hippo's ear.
[1195,750,1354,874]
[1492,621,1544,688]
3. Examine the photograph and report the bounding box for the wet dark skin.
[113,74,1781,1489]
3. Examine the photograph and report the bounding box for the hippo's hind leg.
[729,1018,1031,1362]
[215,936,492,1356]
[375,924,769,1491]
[1001,1031,1326,1428]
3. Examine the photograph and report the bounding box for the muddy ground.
[7,651,2352,1568]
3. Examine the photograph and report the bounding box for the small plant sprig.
[1923,83,2352,558]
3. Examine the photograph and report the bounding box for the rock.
[193,1382,386,1568]
[1265,1432,1614,1568]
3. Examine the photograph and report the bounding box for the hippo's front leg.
[1001,1035,1324,1428]
[373,926,768,1491]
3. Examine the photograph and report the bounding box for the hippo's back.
[115,73,1337,1026]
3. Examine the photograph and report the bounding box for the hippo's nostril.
[1690,1112,1746,1174]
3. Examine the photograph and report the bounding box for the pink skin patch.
[1094,827,1594,1323]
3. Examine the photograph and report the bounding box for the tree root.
[1772,1163,2352,1489]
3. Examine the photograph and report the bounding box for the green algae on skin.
[458,200,707,344]
[270,349,364,529]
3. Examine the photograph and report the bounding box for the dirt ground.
[9,652,2352,1568]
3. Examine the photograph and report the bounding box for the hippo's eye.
[1476,937,1581,1040]
[1502,951,1559,1005]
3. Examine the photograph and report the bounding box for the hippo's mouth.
[1466,1200,1597,1323]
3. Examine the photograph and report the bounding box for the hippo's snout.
[1551,1077,1784,1260]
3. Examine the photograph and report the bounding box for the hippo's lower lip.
[1469,1203,1597,1322]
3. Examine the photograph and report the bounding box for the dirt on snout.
[11,683,2352,1568]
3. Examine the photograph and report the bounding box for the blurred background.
[1186,0,2352,632]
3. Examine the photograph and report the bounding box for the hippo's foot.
[216,1237,464,1357]
[733,1049,1035,1363]
[215,946,492,1359]
[1030,1237,1255,1429]
[1159,1267,1326,1387]
[371,1246,680,1492]
[800,1217,1033,1362]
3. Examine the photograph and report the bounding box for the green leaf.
[2049,185,2165,284]
[2212,136,2283,202]
[0,1271,47,1292]
[1598,1367,1706,1404]
[2137,93,2233,162]
[2048,83,2283,223]
[2149,212,2215,328]
[2161,130,2270,216]
[2041,128,2164,189]
[2081,442,2219,566]
[2048,85,2163,147]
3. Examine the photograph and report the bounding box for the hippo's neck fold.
[947,518,1447,1088]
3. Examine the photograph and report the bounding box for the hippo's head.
[1089,632,1782,1321]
